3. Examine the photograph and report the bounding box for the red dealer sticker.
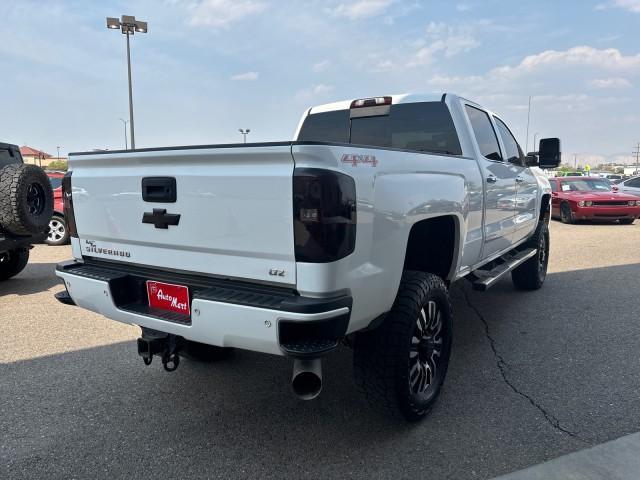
[146,280,190,316]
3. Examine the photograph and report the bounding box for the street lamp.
[239,128,251,143]
[106,15,148,150]
[119,118,129,149]
[56,146,61,161]
[532,132,540,152]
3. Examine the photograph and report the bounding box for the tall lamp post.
[239,128,251,143]
[119,118,129,149]
[106,15,148,150]
[532,132,540,153]
[56,146,61,161]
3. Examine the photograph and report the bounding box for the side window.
[465,105,502,161]
[494,117,523,164]
[550,180,557,192]
[627,178,640,188]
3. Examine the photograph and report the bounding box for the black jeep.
[0,142,53,281]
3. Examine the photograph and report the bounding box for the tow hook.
[137,329,182,372]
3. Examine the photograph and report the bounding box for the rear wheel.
[0,248,30,281]
[353,271,453,421]
[512,222,550,290]
[181,340,234,362]
[560,203,574,224]
[619,218,635,225]
[46,215,70,246]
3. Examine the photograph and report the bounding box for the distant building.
[19,146,67,167]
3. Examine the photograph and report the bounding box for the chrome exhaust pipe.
[291,358,322,400]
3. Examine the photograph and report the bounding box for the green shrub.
[45,160,68,171]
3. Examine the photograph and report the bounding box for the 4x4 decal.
[341,153,378,167]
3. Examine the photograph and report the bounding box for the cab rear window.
[297,102,462,155]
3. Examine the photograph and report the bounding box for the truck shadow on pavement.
[3,263,640,479]
[0,262,62,297]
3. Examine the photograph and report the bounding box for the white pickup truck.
[56,93,560,421]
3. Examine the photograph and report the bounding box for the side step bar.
[469,248,537,291]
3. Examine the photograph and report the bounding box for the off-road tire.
[181,340,234,362]
[511,221,550,290]
[0,248,30,281]
[46,215,70,246]
[560,202,574,224]
[0,164,54,236]
[353,271,453,421]
[619,218,635,225]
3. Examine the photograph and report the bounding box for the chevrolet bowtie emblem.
[142,208,181,229]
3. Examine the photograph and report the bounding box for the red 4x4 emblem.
[341,153,378,167]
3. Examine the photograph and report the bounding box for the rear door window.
[465,105,502,161]
[388,102,462,155]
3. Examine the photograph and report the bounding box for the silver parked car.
[617,176,640,197]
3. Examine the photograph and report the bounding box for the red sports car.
[550,176,640,224]
[46,171,70,245]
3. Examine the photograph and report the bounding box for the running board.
[469,248,537,291]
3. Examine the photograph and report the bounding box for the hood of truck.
[69,145,296,285]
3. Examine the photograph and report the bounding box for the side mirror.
[524,154,538,167]
[538,138,561,169]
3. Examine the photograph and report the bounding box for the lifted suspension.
[137,328,183,372]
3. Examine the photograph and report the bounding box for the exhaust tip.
[292,359,322,400]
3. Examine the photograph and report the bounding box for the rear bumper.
[56,260,351,357]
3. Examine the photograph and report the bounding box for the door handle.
[486,174,497,183]
[515,176,524,183]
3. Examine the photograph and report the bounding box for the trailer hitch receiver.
[137,329,182,372]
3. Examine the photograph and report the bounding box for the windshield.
[560,178,612,192]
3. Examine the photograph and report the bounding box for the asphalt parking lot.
[2,221,640,480]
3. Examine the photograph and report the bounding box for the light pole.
[119,118,129,149]
[525,96,532,153]
[56,146,61,161]
[533,132,540,152]
[239,128,251,143]
[107,15,148,150]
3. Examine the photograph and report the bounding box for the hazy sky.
[2,0,640,166]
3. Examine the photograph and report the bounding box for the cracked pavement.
[2,221,640,479]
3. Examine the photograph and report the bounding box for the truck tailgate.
[69,145,296,285]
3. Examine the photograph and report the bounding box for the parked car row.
[550,176,640,224]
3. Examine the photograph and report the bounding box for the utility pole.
[525,96,532,153]
[574,154,577,170]
[633,142,640,174]
[56,146,61,161]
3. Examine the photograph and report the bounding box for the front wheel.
[560,203,574,224]
[46,215,70,246]
[511,222,550,290]
[353,271,453,421]
[0,248,30,281]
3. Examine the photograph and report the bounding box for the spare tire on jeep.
[0,164,54,236]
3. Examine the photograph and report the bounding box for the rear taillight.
[293,168,356,263]
[62,171,78,238]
